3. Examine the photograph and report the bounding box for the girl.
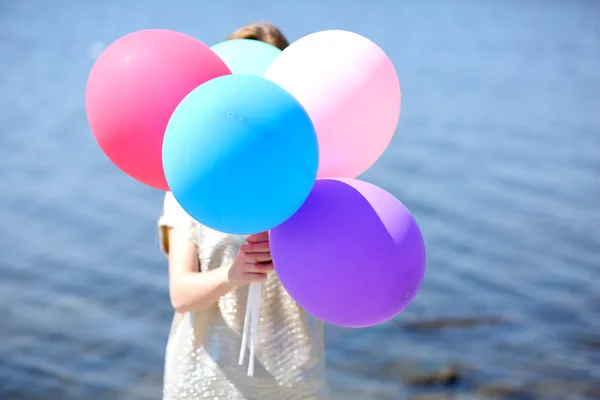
[158,22,329,400]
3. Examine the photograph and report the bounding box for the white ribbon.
[238,281,262,376]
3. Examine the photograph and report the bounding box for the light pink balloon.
[265,30,401,179]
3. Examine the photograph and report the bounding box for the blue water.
[1,0,599,399]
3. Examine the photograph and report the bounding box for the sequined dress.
[158,193,329,400]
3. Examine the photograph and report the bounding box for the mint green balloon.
[211,39,282,76]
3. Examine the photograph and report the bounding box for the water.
[1,0,599,399]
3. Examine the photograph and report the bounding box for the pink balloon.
[265,30,401,179]
[86,29,231,190]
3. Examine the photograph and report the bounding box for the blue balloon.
[211,39,282,76]
[163,74,319,235]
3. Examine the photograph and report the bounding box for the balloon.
[265,30,401,179]
[86,29,231,190]
[162,74,319,235]
[211,39,282,76]
[270,178,425,327]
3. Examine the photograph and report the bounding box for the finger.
[246,231,269,243]
[249,262,274,272]
[241,241,270,253]
[245,252,272,263]
[243,261,274,273]
[243,272,268,283]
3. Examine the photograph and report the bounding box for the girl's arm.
[167,228,235,313]
[167,229,275,313]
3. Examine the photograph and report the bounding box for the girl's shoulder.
[161,192,247,254]
[162,192,189,220]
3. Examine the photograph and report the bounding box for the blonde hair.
[227,22,290,51]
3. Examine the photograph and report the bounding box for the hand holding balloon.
[227,232,274,285]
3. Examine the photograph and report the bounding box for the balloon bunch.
[86,28,426,375]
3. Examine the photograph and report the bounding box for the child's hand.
[227,232,274,285]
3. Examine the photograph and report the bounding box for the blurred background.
[1,0,599,399]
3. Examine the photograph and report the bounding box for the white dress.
[158,193,329,400]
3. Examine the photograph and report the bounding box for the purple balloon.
[270,178,426,327]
